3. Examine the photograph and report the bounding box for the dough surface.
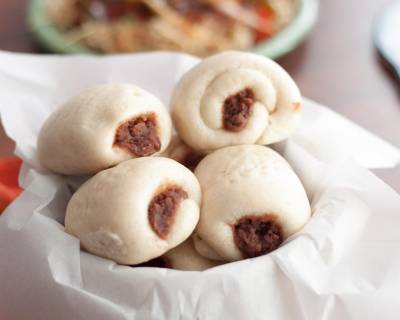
[171,51,301,151]
[38,84,172,175]
[65,157,201,265]
[193,145,311,261]
[162,238,222,271]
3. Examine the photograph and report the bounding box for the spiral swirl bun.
[193,145,311,261]
[65,157,201,265]
[38,84,172,175]
[171,51,301,151]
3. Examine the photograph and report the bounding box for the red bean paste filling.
[233,215,283,258]
[223,88,255,132]
[148,186,188,239]
[114,113,161,157]
[182,152,205,172]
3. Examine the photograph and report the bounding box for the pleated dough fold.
[171,51,301,151]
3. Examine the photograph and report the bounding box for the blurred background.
[0,0,399,195]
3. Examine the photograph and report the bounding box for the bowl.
[28,0,319,59]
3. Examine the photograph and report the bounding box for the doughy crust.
[171,51,301,151]
[162,238,222,271]
[161,135,206,171]
[38,84,172,175]
[193,145,311,261]
[65,157,201,265]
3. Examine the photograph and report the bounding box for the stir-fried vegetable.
[46,0,298,55]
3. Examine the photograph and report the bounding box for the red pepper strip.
[254,5,273,43]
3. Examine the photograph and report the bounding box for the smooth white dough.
[193,145,311,261]
[171,51,302,151]
[37,84,172,175]
[65,157,201,265]
[162,238,222,271]
[192,233,225,261]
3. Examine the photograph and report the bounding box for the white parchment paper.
[1,51,400,320]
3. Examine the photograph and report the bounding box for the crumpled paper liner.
[1,51,400,320]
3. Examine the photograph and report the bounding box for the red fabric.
[0,157,23,214]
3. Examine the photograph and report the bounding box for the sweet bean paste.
[223,88,255,132]
[233,214,283,258]
[181,152,205,172]
[148,186,188,239]
[114,113,161,157]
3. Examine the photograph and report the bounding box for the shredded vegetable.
[46,0,298,55]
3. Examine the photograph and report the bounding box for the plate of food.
[28,0,318,58]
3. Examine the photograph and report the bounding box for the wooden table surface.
[1,0,400,191]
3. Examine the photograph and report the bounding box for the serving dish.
[1,51,400,319]
[28,0,318,59]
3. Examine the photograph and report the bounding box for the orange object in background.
[0,157,23,214]
[254,4,273,43]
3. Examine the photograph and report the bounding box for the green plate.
[28,0,319,58]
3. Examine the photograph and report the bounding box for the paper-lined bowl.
[1,52,400,319]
